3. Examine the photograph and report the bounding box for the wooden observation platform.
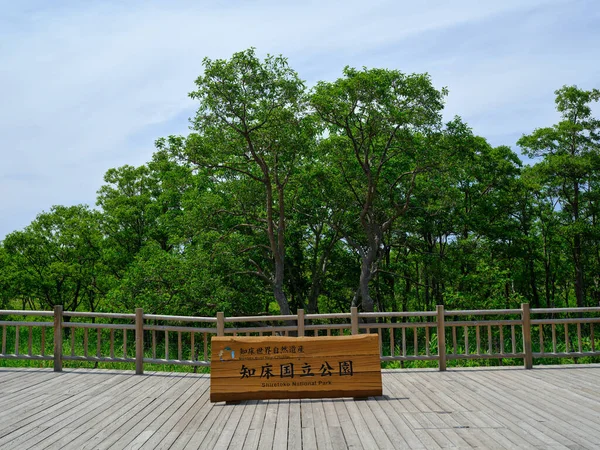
[1,365,599,449]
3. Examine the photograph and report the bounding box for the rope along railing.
[1,304,600,373]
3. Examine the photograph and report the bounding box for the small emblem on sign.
[219,346,235,362]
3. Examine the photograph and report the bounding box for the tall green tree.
[397,119,522,310]
[518,86,600,306]
[311,67,446,312]
[2,205,105,311]
[0,246,13,309]
[183,49,315,315]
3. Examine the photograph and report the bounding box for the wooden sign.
[210,334,382,402]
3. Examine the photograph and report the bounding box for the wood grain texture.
[210,335,382,402]
[2,365,600,448]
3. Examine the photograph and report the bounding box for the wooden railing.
[1,304,600,373]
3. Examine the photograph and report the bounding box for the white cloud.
[1,0,598,238]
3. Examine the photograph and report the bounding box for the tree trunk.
[359,254,375,313]
[527,254,540,308]
[351,223,380,315]
[307,278,321,314]
[573,180,585,307]
[306,230,338,314]
[403,269,410,314]
[273,262,291,315]
[573,233,585,307]
[543,233,551,309]
[264,175,291,316]
[307,228,322,314]
[415,261,421,310]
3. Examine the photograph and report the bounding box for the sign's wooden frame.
[210,334,382,402]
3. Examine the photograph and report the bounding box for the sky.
[1,0,599,240]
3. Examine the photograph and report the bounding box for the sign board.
[210,334,382,402]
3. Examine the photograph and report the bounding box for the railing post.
[53,305,63,372]
[217,312,225,336]
[297,309,305,337]
[135,308,144,375]
[437,305,447,371]
[351,307,359,335]
[522,303,533,369]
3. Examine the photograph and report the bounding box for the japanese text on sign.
[239,360,353,379]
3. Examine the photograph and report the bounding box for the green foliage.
[310,66,448,312]
[518,85,600,307]
[0,247,11,309]
[181,48,318,316]
[2,205,105,311]
[1,51,599,328]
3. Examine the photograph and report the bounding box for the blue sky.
[1,0,599,239]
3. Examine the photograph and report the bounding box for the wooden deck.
[1,365,599,449]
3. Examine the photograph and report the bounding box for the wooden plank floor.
[1,365,599,449]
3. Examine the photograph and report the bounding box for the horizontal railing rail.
[530,307,600,361]
[0,309,55,363]
[1,304,599,373]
